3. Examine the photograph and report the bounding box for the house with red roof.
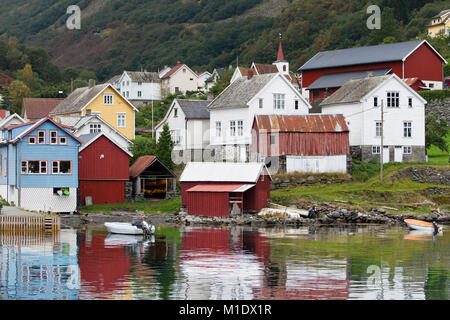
[22,97,64,121]
[160,61,201,98]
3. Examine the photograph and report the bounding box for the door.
[394,146,403,162]
[382,146,390,163]
[240,146,247,162]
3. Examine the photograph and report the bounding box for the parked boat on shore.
[104,215,155,235]
[404,219,442,233]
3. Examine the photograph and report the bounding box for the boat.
[404,229,443,241]
[404,219,442,233]
[104,216,155,235]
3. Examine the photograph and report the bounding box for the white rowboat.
[404,219,442,233]
[104,221,155,235]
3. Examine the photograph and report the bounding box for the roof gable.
[78,132,132,156]
[129,156,176,178]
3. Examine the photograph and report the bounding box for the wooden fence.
[0,215,60,232]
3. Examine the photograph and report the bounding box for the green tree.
[156,123,175,170]
[8,80,31,114]
[129,135,157,164]
[425,114,449,152]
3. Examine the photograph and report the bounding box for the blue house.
[0,117,81,213]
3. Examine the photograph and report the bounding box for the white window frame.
[408,97,413,108]
[373,96,378,107]
[104,93,114,105]
[237,120,244,136]
[375,121,382,137]
[403,121,412,138]
[403,146,412,154]
[117,113,126,128]
[170,130,181,145]
[387,91,399,108]
[273,94,285,110]
[259,98,263,109]
[230,121,236,137]
[90,124,102,133]
[372,146,381,154]
[216,121,221,137]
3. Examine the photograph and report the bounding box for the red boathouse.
[180,162,272,217]
[78,132,132,205]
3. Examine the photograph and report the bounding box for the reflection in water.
[0,225,449,300]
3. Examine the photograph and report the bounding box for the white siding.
[20,187,77,213]
[287,155,347,173]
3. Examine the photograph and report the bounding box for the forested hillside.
[0,0,449,81]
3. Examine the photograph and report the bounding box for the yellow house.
[50,82,138,140]
[427,9,450,37]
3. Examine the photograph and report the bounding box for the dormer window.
[104,93,114,105]
[37,130,45,144]
[50,130,58,144]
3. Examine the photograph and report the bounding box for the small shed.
[130,156,176,199]
[180,162,271,217]
[251,114,350,173]
[78,132,132,205]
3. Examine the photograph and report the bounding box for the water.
[0,224,448,300]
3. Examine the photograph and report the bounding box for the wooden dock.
[0,215,61,232]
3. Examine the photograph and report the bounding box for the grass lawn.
[271,163,449,215]
[81,196,181,215]
[427,133,450,165]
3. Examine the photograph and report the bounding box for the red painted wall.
[186,191,230,217]
[404,43,443,82]
[309,87,338,102]
[79,135,130,180]
[302,61,403,88]
[79,180,125,205]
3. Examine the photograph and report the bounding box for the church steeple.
[273,33,289,75]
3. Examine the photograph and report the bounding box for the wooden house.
[0,117,82,213]
[180,162,271,217]
[78,132,132,205]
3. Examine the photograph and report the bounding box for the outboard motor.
[432,221,440,234]
[141,220,155,236]
[308,207,317,219]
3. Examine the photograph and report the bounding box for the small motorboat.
[404,219,442,233]
[404,229,443,241]
[105,215,155,236]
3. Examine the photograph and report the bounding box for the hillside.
[0,0,449,81]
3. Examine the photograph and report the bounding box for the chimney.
[89,79,95,88]
[176,61,181,66]
[58,91,63,98]
[247,69,254,80]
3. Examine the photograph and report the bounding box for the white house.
[155,99,210,164]
[197,71,212,91]
[208,72,311,162]
[320,74,427,163]
[118,71,161,108]
[0,113,25,141]
[55,114,132,153]
[160,62,200,98]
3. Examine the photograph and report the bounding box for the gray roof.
[177,99,210,119]
[106,75,121,85]
[78,132,101,145]
[432,9,450,18]
[320,75,391,106]
[307,68,391,90]
[299,40,429,71]
[50,84,109,115]
[208,74,276,110]
[125,71,161,83]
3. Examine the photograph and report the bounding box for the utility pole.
[380,99,384,181]
[152,100,154,139]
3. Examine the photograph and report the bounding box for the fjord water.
[0,224,448,300]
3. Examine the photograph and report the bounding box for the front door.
[383,146,390,163]
[394,146,403,162]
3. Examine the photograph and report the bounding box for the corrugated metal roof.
[254,114,349,133]
[180,162,271,183]
[320,75,391,106]
[307,68,391,90]
[299,40,430,71]
[187,184,255,193]
[22,98,64,120]
[129,156,156,178]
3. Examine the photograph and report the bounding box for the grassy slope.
[427,133,450,165]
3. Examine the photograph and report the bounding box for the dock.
[0,215,61,232]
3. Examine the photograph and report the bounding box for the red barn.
[299,40,447,102]
[78,132,132,205]
[180,162,272,217]
[251,114,349,173]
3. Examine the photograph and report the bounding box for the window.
[403,122,412,137]
[403,146,412,154]
[50,130,58,144]
[237,120,243,136]
[37,130,45,144]
[52,161,72,174]
[259,98,263,109]
[273,94,285,109]
[138,91,142,97]
[429,83,434,88]
[104,93,114,105]
[375,121,382,137]
[387,92,399,107]
[373,97,378,107]
[59,136,67,145]
[21,160,47,174]
[216,121,221,137]
[117,113,126,128]
[175,87,180,93]
[138,82,142,86]
[174,109,178,118]
[90,124,102,133]
[295,100,299,110]
[408,97,413,108]
[230,121,236,136]
[372,146,381,154]
[170,130,181,144]
[182,69,186,73]
[312,91,319,97]
[270,135,276,145]
[28,136,36,144]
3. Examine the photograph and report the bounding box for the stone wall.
[426,98,450,125]
[361,145,426,163]
[271,173,352,190]
[391,166,450,186]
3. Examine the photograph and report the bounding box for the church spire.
[276,33,285,62]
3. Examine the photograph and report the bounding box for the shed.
[130,156,176,199]
[180,162,271,217]
[78,132,132,205]
[251,114,350,173]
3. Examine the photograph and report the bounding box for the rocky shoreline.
[60,202,450,229]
